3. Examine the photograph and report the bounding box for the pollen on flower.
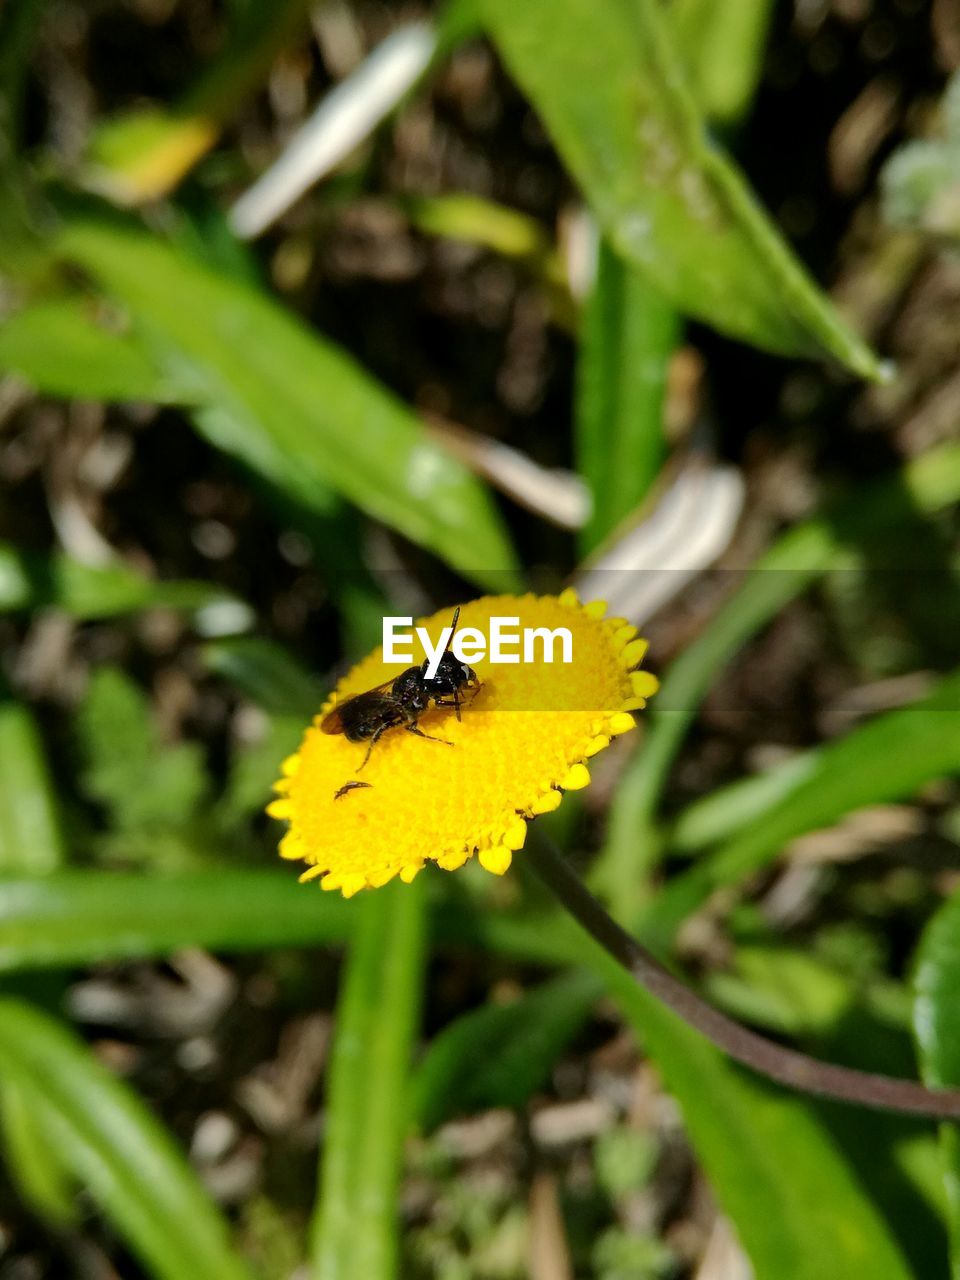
[267,592,658,897]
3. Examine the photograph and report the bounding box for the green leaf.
[56,218,520,590]
[203,636,324,715]
[0,296,184,402]
[0,871,354,972]
[0,540,244,620]
[75,668,208,832]
[594,439,960,910]
[0,1081,78,1227]
[217,714,305,829]
[589,943,915,1280]
[651,669,960,943]
[311,880,426,1280]
[0,869,578,975]
[914,887,960,1276]
[413,969,598,1131]
[575,241,678,554]
[671,0,776,126]
[0,698,66,875]
[0,998,252,1280]
[481,0,883,376]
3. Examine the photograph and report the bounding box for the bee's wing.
[320,678,398,734]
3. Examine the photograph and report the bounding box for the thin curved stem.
[527,835,960,1119]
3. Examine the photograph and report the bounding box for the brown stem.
[527,835,960,1119]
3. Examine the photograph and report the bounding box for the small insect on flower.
[268,592,659,896]
[321,607,480,798]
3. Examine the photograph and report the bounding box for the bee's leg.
[433,692,462,721]
[356,727,386,772]
[405,724,453,746]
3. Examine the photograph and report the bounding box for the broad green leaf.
[413,969,599,1131]
[589,943,914,1280]
[311,880,426,1280]
[481,0,883,376]
[651,669,960,943]
[0,540,243,620]
[56,218,520,590]
[0,296,183,402]
[914,887,960,1276]
[0,699,66,875]
[0,871,354,971]
[0,998,252,1280]
[575,241,678,554]
[594,440,960,909]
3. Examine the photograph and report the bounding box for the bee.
[323,607,479,798]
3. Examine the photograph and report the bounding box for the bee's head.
[422,650,475,694]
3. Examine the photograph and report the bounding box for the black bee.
[323,607,479,798]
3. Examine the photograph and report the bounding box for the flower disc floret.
[267,591,658,895]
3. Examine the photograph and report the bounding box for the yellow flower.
[267,591,658,896]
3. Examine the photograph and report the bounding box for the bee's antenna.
[441,606,461,657]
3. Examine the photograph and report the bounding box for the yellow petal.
[607,712,636,736]
[631,670,660,697]
[530,789,562,815]
[479,845,512,875]
[437,848,469,871]
[560,762,591,790]
[622,639,649,668]
[503,817,528,850]
[583,599,607,619]
[266,798,293,819]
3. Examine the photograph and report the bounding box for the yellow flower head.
[267,591,658,896]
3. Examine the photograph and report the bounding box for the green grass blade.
[594,440,960,908]
[481,0,883,376]
[310,880,426,1280]
[575,241,679,554]
[669,751,820,853]
[412,969,599,1131]
[0,699,66,875]
[0,1082,78,1227]
[671,0,776,125]
[914,888,960,1277]
[0,540,245,620]
[651,669,960,944]
[56,218,520,590]
[0,998,252,1280]
[590,944,915,1280]
[0,871,354,971]
[0,296,185,402]
[203,636,324,715]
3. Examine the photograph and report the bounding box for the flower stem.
[527,834,960,1119]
